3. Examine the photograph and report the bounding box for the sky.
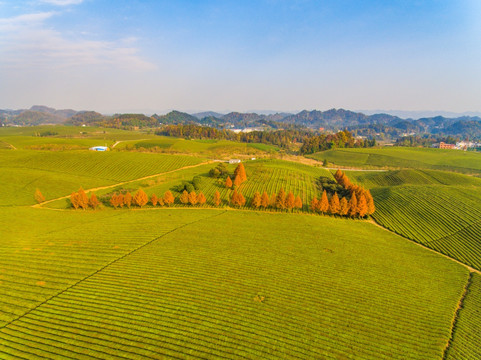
[0,0,480,114]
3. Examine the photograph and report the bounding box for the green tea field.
[345,169,481,271]
[310,147,481,175]
[0,207,471,359]
[0,131,479,359]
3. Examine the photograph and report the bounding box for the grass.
[310,147,481,175]
[445,273,481,360]
[0,208,469,359]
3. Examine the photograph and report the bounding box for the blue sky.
[0,0,480,114]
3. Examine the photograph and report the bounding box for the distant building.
[89,146,109,151]
[229,159,241,164]
[438,142,456,150]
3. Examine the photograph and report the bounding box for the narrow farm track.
[32,160,215,208]
[442,273,473,360]
[0,210,227,331]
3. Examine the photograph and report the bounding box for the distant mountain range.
[1,106,481,139]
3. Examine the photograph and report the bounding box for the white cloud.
[0,12,55,31]
[40,0,84,6]
[0,11,156,71]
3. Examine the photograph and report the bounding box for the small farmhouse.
[229,159,241,164]
[89,146,109,151]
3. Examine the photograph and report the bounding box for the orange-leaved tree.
[319,190,329,213]
[233,174,242,188]
[124,192,132,208]
[71,191,80,209]
[213,190,221,206]
[234,163,247,183]
[286,192,295,211]
[334,169,343,183]
[329,192,340,215]
[109,194,119,209]
[117,194,125,208]
[225,176,233,189]
[365,190,375,215]
[34,188,45,204]
[276,188,286,209]
[157,196,165,206]
[88,193,100,209]
[294,195,302,210]
[230,190,245,207]
[251,191,262,208]
[339,197,349,216]
[348,192,358,217]
[269,193,277,208]
[77,188,89,210]
[163,191,175,206]
[180,190,189,204]
[310,197,319,213]
[357,193,368,218]
[133,189,148,207]
[189,191,198,205]
[150,193,158,206]
[197,192,206,205]
[261,191,269,208]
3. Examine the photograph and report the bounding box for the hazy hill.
[153,111,199,125]
[30,105,77,119]
[192,111,224,119]
[66,111,107,126]
[10,110,65,126]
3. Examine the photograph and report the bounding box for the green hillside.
[344,169,481,271]
[310,147,481,175]
[0,150,205,205]
[0,208,469,359]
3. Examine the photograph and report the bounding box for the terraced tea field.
[343,169,481,271]
[310,147,481,175]
[117,136,280,156]
[0,132,479,359]
[87,159,332,211]
[372,185,481,270]
[0,150,205,205]
[0,208,470,359]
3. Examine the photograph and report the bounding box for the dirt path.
[367,219,480,274]
[279,155,387,172]
[111,139,149,148]
[33,160,214,208]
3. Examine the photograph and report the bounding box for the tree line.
[35,164,375,218]
[156,124,313,150]
[299,130,376,155]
